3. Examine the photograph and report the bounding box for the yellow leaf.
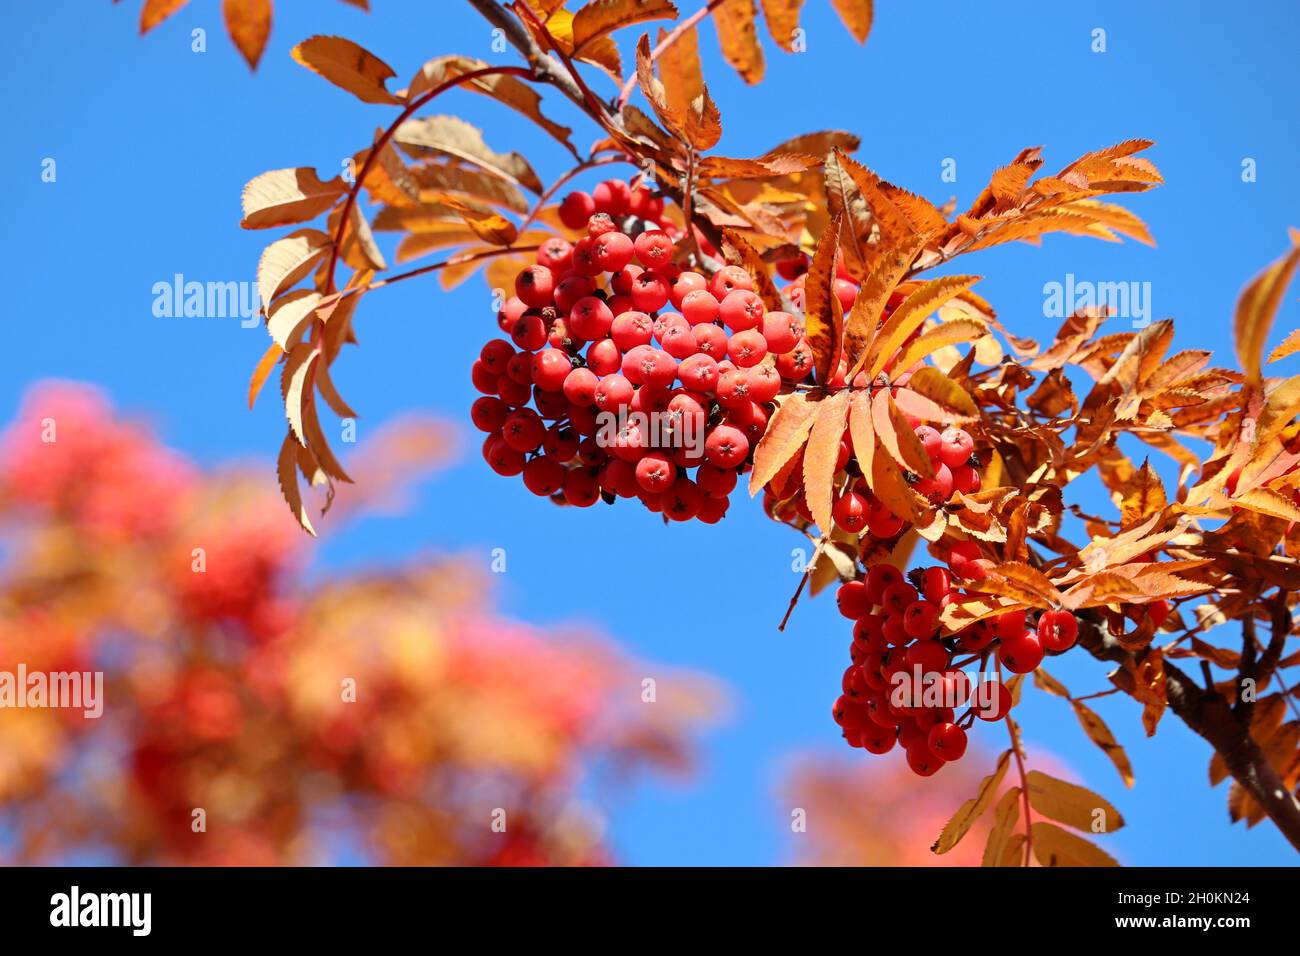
[248,342,282,410]
[1026,771,1125,833]
[981,786,1022,867]
[683,84,722,151]
[290,35,401,105]
[266,290,324,352]
[802,390,851,531]
[406,56,573,150]
[281,342,319,446]
[932,750,1011,854]
[749,392,815,494]
[573,0,677,54]
[895,319,989,373]
[803,216,842,383]
[442,197,518,246]
[1266,328,1300,365]
[240,168,348,230]
[828,0,873,42]
[1072,700,1135,788]
[395,116,543,194]
[968,561,1062,608]
[871,448,923,525]
[657,23,703,120]
[1235,487,1300,522]
[277,431,317,536]
[257,229,332,310]
[222,0,271,69]
[140,0,189,33]
[823,148,872,281]
[900,366,978,420]
[848,390,875,489]
[866,275,981,378]
[1120,459,1166,527]
[1234,234,1300,386]
[872,389,933,478]
[1030,821,1119,867]
[759,0,806,52]
[714,0,765,84]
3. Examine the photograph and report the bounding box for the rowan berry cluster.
[832,556,1082,776]
[470,178,817,523]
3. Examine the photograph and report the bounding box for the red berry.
[586,338,622,376]
[531,348,572,392]
[727,329,768,367]
[569,296,615,341]
[747,365,781,404]
[759,311,803,354]
[774,341,813,381]
[670,271,707,309]
[709,265,753,300]
[928,722,967,761]
[470,396,508,432]
[833,490,870,533]
[903,601,941,640]
[501,408,546,453]
[704,425,749,468]
[920,567,951,604]
[1037,609,1078,652]
[635,452,676,493]
[680,288,720,326]
[662,475,703,521]
[510,312,548,351]
[554,274,597,313]
[692,323,728,359]
[559,191,596,230]
[630,270,671,312]
[997,630,1045,674]
[515,265,555,308]
[537,237,573,272]
[914,462,954,503]
[832,277,858,313]
[593,373,634,412]
[882,581,919,616]
[592,179,630,216]
[633,230,674,268]
[522,455,566,496]
[938,427,975,469]
[484,438,526,477]
[914,424,942,459]
[865,564,904,604]
[593,231,635,272]
[906,741,943,776]
[993,610,1026,641]
[718,290,765,332]
[563,468,601,507]
[905,638,949,675]
[714,368,752,409]
[562,367,599,407]
[951,463,981,494]
[542,424,579,461]
[976,681,1013,721]
[836,580,872,620]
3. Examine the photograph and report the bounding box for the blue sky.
[3,0,1299,865]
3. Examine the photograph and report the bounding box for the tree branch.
[1077,612,1300,854]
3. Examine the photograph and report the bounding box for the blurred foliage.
[0,381,724,865]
